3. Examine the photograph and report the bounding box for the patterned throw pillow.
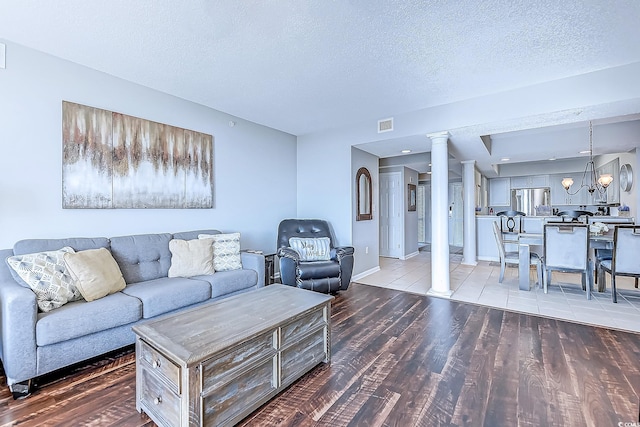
[289,237,331,261]
[199,233,242,271]
[6,247,83,312]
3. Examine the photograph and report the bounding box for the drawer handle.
[152,359,161,369]
[153,396,162,405]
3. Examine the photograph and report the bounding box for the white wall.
[351,147,379,275]
[0,41,298,250]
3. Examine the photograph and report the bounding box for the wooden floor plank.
[1,283,639,426]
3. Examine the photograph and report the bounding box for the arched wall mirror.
[356,167,372,221]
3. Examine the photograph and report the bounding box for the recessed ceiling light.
[500,157,510,162]
[401,149,411,153]
[579,150,590,154]
[549,157,556,161]
[428,163,432,167]
[427,171,432,174]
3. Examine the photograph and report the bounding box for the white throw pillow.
[6,246,82,312]
[63,248,126,302]
[168,238,216,278]
[199,233,242,271]
[289,237,331,261]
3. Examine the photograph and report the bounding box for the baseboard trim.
[352,266,380,282]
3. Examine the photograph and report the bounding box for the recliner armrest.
[332,246,354,261]
[277,247,300,262]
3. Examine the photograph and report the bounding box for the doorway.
[379,172,402,258]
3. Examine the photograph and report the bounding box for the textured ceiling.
[2,0,640,173]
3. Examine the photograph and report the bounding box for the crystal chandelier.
[562,121,613,195]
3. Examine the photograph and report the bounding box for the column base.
[461,260,478,266]
[427,288,453,298]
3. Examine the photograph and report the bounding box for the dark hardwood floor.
[1,283,639,426]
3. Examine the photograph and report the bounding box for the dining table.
[517,229,614,291]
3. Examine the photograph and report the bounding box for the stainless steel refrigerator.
[511,188,551,216]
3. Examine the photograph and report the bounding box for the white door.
[379,172,402,258]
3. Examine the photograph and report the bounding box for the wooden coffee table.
[132,284,333,427]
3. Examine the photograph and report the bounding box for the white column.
[462,160,478,266]
[427,131,452,297]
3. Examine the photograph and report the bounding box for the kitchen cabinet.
[510,175,549,189]
[489,178,510,206]
[550,173,593,206]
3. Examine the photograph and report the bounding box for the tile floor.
[357,247,640,334]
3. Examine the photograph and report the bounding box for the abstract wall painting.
[62,101,213,209]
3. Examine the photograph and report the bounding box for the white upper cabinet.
[510,175,549,189]
[549,173,591,205]
[489,177,511,206]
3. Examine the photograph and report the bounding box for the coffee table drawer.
[139,340,181,394]
[281,306,326,347]
[202,357,277,426]
[140,367,181,427]
[281,326,327,385]
[201,330,276,392]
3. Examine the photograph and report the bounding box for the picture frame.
[408,183,416,211]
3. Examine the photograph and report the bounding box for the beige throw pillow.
[168,238,215,278]
[64,248,126,302]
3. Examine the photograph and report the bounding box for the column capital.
[426,131,450,141]
[461,160,476,165]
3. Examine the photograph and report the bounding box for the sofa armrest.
[0,249,38,386]
[240,252,265,288]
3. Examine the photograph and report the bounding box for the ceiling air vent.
[378,117,394,133]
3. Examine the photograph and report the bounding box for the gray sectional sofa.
[0,229,265,398]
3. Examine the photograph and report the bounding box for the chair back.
[497,210,525,233]
[277,219,335,249]
[492,221,506,261]
[612,225,640,275]
[544,223,589,270]
[556,210,592,223]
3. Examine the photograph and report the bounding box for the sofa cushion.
[289,237,331,261]
[6,247,83,312]
[110,233,172,283]
[121,277,211,318]
[199,232,242,271]
[36,292,142,346]
[168,238,215,278]
[194,269,258,299]
[63,248,126,302]
[13,237,110,256]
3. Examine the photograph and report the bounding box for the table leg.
[519,243,530,291]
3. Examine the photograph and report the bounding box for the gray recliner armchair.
[277,219,354,293]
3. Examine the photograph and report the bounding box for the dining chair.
[493,221,543,285]
[543,223,592,299]
[598,225,640,303]
[588,217,635,291]
[497,210,526,234]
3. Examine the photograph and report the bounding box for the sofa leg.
[9,379,33,400]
